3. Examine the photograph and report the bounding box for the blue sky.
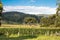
[2,0,56,14]
[2,0,56,7]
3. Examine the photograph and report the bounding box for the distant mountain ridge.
[2,11,53,24]
[2,11,42,24]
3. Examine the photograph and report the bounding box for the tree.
[40,0,60,27]
[55,0,60,27]
[40,15,56,27]
[55,16,60,27]
[0,0,3,26]
[24,17,37,24]
[40,17,50,27]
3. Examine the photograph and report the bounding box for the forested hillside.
[2,11,42,24]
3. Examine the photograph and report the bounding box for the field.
[25,36,60,40]
[0,35,60,40]
[1,24,40,28]
[0,24,60,40]
[1,24,60,29]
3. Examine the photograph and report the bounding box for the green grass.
[9,34,19,37]
[0,35,60,40]
[25,36,60,40]
[37,36,60,40]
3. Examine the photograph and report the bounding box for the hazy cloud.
[3,6,56,15]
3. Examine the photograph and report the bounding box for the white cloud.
[3,6,56,15]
